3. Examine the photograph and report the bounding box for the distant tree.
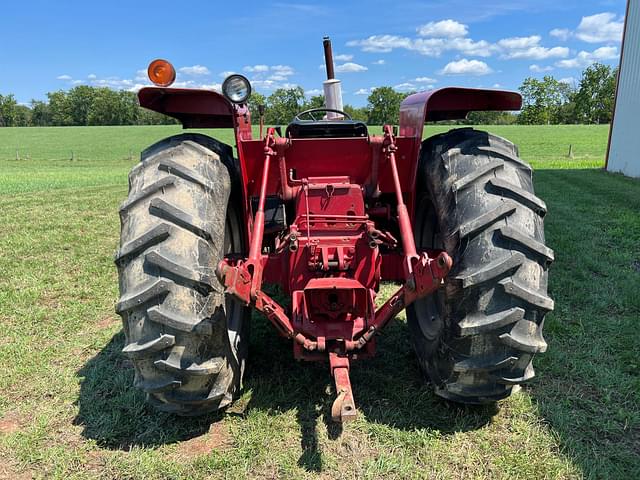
[265,87,305,124]
[466,110,518,125]
[247,91,266,123]
[0,94,18,126]
[343,104,369,122]
[87,88,138,125]
[13,105,32,126]
[303,94,325,111]
[366,87,405,125]
[574,63,617,124]
[31,100,51,126]
[518,76,574,124]
[137,106,178,125]
[117,91,140,125]
[67,85,95,125]
[47,90,72,126]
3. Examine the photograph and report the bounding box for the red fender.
[138,87,250,131]
[399,87,522,152]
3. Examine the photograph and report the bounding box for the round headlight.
[222,74,252,104]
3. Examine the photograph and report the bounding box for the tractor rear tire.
[115,133,249,415]
[407,128,554,404]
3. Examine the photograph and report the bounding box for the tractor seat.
[286,119,368,139]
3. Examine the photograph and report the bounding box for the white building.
[607,0,640,177]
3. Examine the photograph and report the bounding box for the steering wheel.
[294,108,352,122]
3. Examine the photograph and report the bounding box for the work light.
[222,74,252,104]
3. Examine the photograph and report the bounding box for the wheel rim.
[224,206,244,359]
[413,197,445,341]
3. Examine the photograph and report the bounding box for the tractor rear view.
[115,38,553,421]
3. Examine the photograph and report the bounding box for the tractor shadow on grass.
[73,331,224,450]
[74,317,496,460]
[243,316,498,472]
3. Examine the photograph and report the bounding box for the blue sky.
[0,0,626,107]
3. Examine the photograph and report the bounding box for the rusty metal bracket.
[329,352,357,423]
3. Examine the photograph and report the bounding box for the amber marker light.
[147,59,176,87]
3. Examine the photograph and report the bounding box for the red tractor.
[115,38,553,422]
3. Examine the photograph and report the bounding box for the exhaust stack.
[322,36,344,119]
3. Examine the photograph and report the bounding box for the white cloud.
[441,59,492,75]
[575,12,623,43]
[346,35,412,53]
[348,22,573,61]
[505,45,569,60]
[243,64,269,73]
[135,69,147,81]
[71,80,83,85]
[335,62,368,73]
[529,64,554,72]
[348,34,493,57]
[305,88,323,96]
[497,35,569,60]
[559,77,577,85]
[492,83,502,88]
[438,37,493,57]
[93,77,135,89]
[497,35,541,50]
[219,71,236,78]
[334,54,353,61]
[250,79,276,89]
[271,65,294,76]
[414,76,437,83]
[244,65,294,79]
[87,73,97,80]
[372,59,385,65]
[241,65,296,91]
[57,74,72,80]
[354,88,373,95]
[394,82,416,91]
[417,19,468,38]
[556,46,619,68]
[199,83,222,91]
[128,84,148,93]
[550,28,571,41]
[179,65,210,76]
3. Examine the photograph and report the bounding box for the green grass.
[0,124,638,479]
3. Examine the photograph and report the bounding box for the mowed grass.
[0,124,638,479]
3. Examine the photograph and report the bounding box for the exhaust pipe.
[322,36,344,119]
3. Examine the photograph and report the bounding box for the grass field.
[0,125,638,479]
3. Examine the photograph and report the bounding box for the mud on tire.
[115,133,249,415]
[407,128,554,404]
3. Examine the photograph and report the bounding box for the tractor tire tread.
[116,133,248,415]
[408,128,554,404]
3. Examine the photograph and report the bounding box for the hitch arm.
[216,128,318,351]
[350,126,453,349]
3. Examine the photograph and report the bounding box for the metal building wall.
[607,0,640,178]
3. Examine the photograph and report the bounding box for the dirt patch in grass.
[0,463,34,480]
[173,421,232,459]
[96,315,119,329]
[0,411,27,435]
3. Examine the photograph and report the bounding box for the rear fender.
[399,87,521,143]
[399,87,521,220]
[138,87,251,136]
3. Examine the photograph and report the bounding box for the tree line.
[0,87,177,127]
[0,63,617,127]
